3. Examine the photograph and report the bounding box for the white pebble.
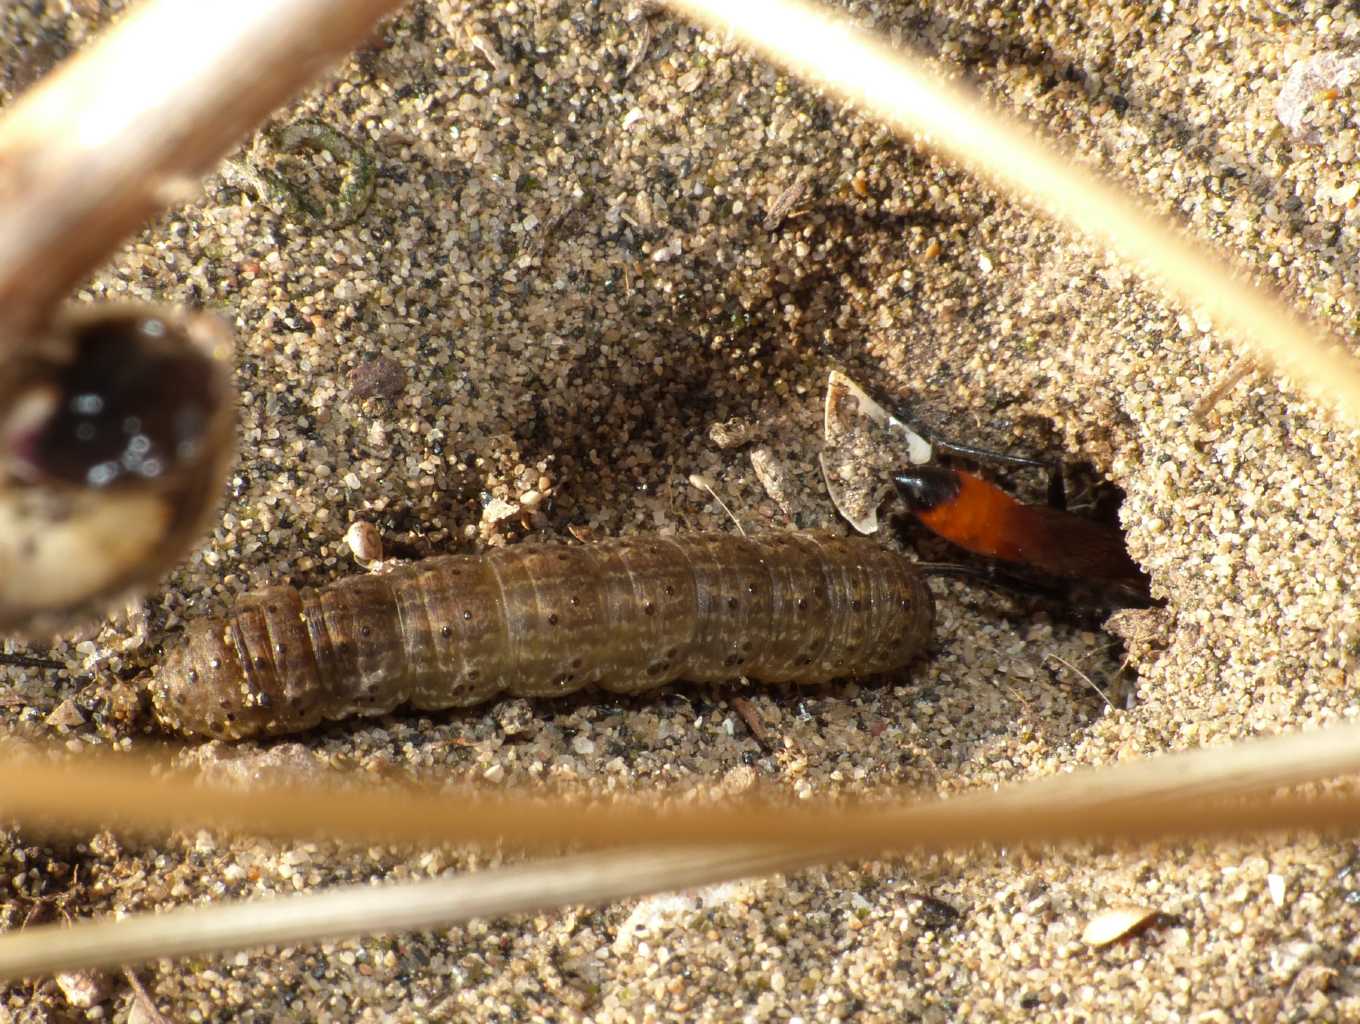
[345,521,383,564]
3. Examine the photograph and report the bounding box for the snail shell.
[0,305,236,634]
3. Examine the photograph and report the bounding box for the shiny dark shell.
[0,306,236,634]
[153,532,934,740]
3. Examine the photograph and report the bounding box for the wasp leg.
[0,651,63,670]
[915,560,1075,602]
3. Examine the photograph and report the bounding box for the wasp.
[822,369,1153,608]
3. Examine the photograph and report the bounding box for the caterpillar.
[153,531,934,740]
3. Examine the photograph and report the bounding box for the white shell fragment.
[480,496,519,526]
[1081,905,1161,947]
[1276,50,1360,144]
[1267,873,1286,908]
[819,370,932,534]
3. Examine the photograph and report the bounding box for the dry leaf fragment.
[749,446,792,516]
[708,417,754,449]
[480,497,519,526]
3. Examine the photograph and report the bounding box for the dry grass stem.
[0,845,816,980]
[5,721,1360,850]
[0,0,403,339]
[5,717,1360,978]
[1044,653,1112,709]
[663,0,1360,426]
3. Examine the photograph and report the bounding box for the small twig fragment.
[1192,355,1257,421]
[688,474,747,535]
[122,968,171,1024]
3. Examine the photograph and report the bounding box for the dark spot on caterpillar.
[153,532,934,740]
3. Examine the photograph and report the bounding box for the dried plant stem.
[5,722,1360,850]
[5,720,1360,977]
[0,845,818,980]
[662,0,1360,426]
[1192,355,1259,420]
[0,0,403,340]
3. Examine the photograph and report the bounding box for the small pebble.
[55,970,110,1009]
[345,520,384,564]
[44,699,85,730]
[349,355,407,400]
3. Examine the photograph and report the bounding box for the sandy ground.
[4,0,1360,1020]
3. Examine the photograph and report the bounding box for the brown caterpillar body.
[154,532,934,740]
